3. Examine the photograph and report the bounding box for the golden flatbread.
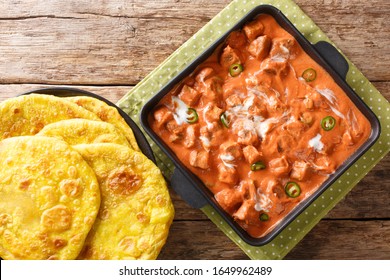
[73,143,174,260]
[38,119,131,148]
[0,94,100,140]
[66,96,140,151]
[0,136,100,260]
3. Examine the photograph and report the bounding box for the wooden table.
[0,0,389,259]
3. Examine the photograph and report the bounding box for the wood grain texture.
[0,0,388,84]
[0,0,389,260]
[285,220,390,260]
[158,220,390,260]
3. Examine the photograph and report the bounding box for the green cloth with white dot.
[117,0,390,259]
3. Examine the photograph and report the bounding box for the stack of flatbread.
[0,94,174,260]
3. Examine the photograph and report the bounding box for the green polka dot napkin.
[117,0,390,259]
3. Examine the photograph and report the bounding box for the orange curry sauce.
[150,14,371,238]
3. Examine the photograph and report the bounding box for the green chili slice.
[302,68,317,82]
[250,161,266,171]
[220,112,230,128]
[186,108,198,124]
[259,213,269,222]
[229,63,243,77]
[321,116,336,131]
[285,182,301,198]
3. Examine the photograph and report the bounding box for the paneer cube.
[225,93,242,108]
[313,155,336,174]
[269,38,295,59]
[183,125,198,148]
[202,77,223,103]
[195,67,215,82]
[244,95,267,117]
[178,85,201,106]
[166,119,184,135]
[232,118,259,146]
[214,188,242,212]
[237,179,257,200]
[269,156,290,176]
[200,124,224,149]
[218,164,238,185]
[153,106,173,129]
[220,45,241,69]
[275,201,290,215]
[342,131,354,146]
[261,58,289,76]
[286,120,306,139]
[277,134,295,153]
[226,30,247,49]
[290,161,310,181]
[166,119,184,143]
[237,129,259,146]
[169,133,182,143]
[243,20,264,41]
[189,150,210,169]
[248,35,271,60]
[243,145,262,164]
[304,96,314,109]
[204,103,224,123]
[233,200,258,225]
[220,141,242,159]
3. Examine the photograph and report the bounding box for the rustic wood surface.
[0,0,389,259]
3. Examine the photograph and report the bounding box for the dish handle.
[314,41,349,80]
[170,169,208,209]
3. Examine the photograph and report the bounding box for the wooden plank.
[0,81,388,102]
[158,220,249,260]
[0,84,132,102]
[0,84,131,102]
[0,0,388,84]
[159,220,390,259]
[285,220,390,260]
[326,153,390,219]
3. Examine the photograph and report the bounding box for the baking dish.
[140,5,380,246]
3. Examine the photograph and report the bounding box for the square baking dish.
[140,5,380,246]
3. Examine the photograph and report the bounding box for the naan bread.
[66,96,140,151]
[0,136,100,260]
[0,94,100,140]
[38,119,131,148]
[73,143,174,260]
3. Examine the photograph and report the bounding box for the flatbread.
[73,143,174,260]
[0,94,100,140]
[38,119,131,148]
[66,96,140,151]
[0,136,100,260]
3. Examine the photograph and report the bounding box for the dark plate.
[140,5,380,246]
[21,87,155,162]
